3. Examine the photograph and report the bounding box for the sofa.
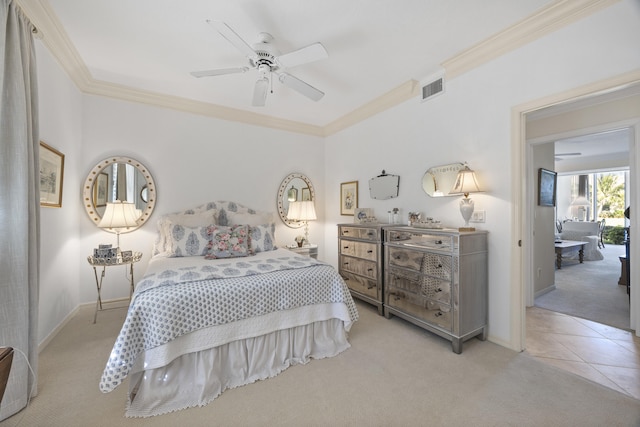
[559,221,603,261]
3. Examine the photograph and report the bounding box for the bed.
[99,201,359,417]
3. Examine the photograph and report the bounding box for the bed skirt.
[125,318,350,417]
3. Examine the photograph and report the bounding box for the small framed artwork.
[538,168,557,207]
[302,187,311,201]
[39,141,65,208]
[354,208,373,223]
[340,181,358,216]
[94,172,109,207]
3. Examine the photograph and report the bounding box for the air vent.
[420,76,444,102]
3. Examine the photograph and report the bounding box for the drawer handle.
[343,230,350,234]
[435,311,443,317]
[367,232,374,236]
[367,250,373,253]
[343,262,349,266]
[435,240,443,245]
[343,246,350,249]
[436,264,442,268]
[435,287,442,293]
[367,268,374,272]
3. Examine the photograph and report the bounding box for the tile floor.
[525,306,640,400]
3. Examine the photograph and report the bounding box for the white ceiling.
[38,0,554,127]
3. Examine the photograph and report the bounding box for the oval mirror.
[82,156,157,232]
[277,173,315,228]
[422,162,464,197]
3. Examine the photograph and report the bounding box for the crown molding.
[84,79,326,136]
[18,0,619,136]
[323,80,420,136]
[442,0,620,80]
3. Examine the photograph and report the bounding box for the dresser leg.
[451,338,462,354]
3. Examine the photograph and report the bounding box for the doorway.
[512,76,640,352]
[530,133,631,330]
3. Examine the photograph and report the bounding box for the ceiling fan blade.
[278,72,324,102]
[277,43,328,69]
[207,20,258,61]
[252,78,269,107]
[190,67,249,78]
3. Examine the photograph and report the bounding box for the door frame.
[511,71,640,351]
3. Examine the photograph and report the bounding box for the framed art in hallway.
[340,181,358,215]
[39,141,65,208]
[538,168,557,207]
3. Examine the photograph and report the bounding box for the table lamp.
[287,200,317,244]
[449,164,483,231]
[98,201,140,251]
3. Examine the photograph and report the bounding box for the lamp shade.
[449,165,482,196]
[288,201,317,221]
[98,201,140,231]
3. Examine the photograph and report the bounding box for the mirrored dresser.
[384,226,488,353]
[338,224,385,315]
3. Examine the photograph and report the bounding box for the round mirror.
[277,173,315,228]
[422,162,464,197]
[82,156,157,232]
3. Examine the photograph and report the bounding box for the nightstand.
[287,244,318,259]
[87,251,142,323]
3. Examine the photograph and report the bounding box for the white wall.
[325,0,640,348]
[36,43,83,345]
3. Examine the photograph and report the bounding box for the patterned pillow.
[153,210,217,256]
[205,225,250,259]
[167,224,211,257]
[249,224,277,254]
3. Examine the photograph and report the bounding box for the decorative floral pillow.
[167,224,211,257]
[205,225,250,259]
[249,224,277,254]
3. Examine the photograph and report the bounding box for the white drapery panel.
[0,0,40,421]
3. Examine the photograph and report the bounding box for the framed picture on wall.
[340,181,358,215]
[39,141,65,208]
[538,168,557,207]
[94,172,109,207]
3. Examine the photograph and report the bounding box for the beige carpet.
[2,300,639,427]
[535,244,629,330]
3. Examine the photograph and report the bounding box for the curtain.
[0,0,40,421]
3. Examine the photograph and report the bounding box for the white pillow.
[152,210,217,256]
[228,211,274,227]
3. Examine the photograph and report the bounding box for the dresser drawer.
[387,248,453,280]
[339,226,379,241]
[340,240,377,261]
[340,255,377,280]
[385,287,452,331]
[340,271,379,299]
[386,267,451,305]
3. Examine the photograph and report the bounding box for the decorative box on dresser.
[384,226,488,354]
[338,224,385,315]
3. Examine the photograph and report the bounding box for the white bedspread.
[100,249,358,393]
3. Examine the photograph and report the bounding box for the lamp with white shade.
[287,200,317,244]
[449,164,483,231]
[98,201,140,251]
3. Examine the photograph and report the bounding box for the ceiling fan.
[191,21,328,107]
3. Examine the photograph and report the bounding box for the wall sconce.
[449,164,483,231]
[287,200,317,244]
[98,201,140,250]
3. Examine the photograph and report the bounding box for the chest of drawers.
[338,224,384,315]
[384,227,488,353]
